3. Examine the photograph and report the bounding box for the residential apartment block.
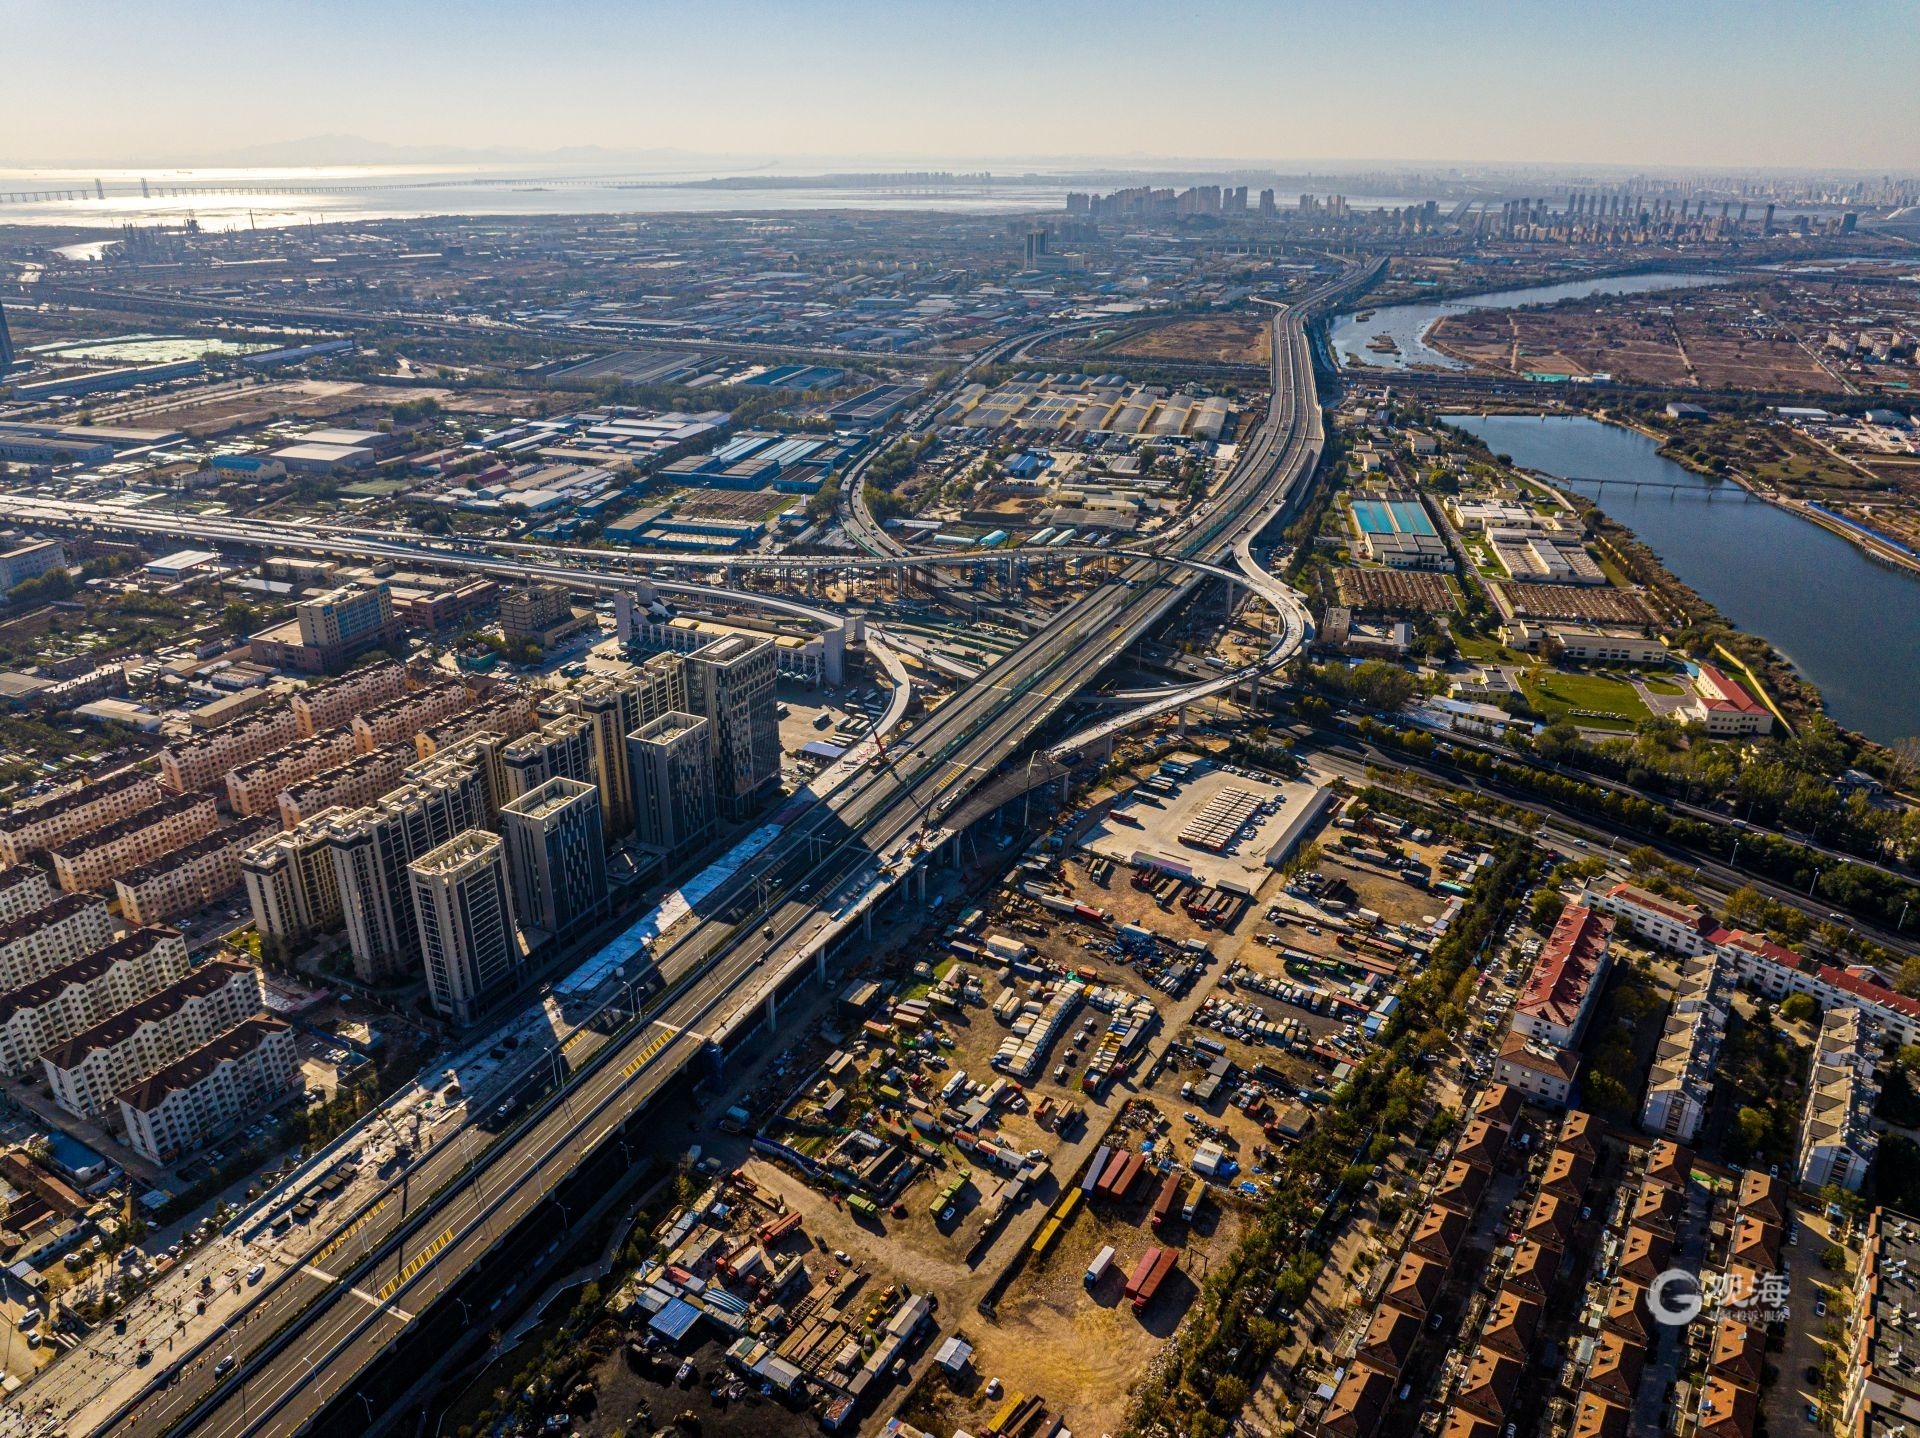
[562,655,689,837]
[1582,882,1713,955]
[502,712,595,801]
[112,815,277,928]
[45,958,262,1120]
[323,754,490,983]
[352,681,473,754]
[116,1014,297,1164]
[413,691,536,765]
[685,635,780,821]
[225,728,361,817]
[1639,951,1730,1143]
[242,808,346,949]
[501,777,607,941]
[1798,1007,1879,1193]
[0,768,162,866]
[1718,929,1920,1047]
[49,792,219,894]
[1512,905,1615,1048]
[0,928,189,1075]
[1492,1030,1582,1109]
[289,661,409,737]
[1839,1209,1920,1438]
[628,711,716,853]
[0,893,116,990]
[0,864,54,924]
[276,744,413,828]
[159,707,301,793]
[411,830,521,1027]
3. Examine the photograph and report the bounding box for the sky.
[5,0,1917,173]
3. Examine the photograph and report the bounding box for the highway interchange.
[7,267,1361,1438]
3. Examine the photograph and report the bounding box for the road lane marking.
[376,1227,454,1301]
[620,1026,675,1079]
[310,1194,389,1264]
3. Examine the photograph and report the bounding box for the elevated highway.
[16,269,1365,1438]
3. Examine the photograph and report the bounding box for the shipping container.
[1085,1244,1116,1287]
[1149,1173,1183,1229]
[1130,1246,1179,1312]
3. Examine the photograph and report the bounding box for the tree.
[222,602,260,638]
[1584,1071,1633,1118]
[1780,993,1820,1025]
[1733,1106,1770,1155]
[1529,890,1567,933]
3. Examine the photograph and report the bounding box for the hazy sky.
[6,0,1916,171]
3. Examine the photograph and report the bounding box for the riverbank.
[1443,411,1920,744]
[1332,269,1733,372]
[1599,412,1920,579]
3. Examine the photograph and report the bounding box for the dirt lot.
[96,380,458,435]
[901,1140,1247,1438]
[1428,289,1840,391]
[1093,314,1272,366]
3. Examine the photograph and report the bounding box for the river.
[1333,271,1729,371]
[1442,413,1920,746]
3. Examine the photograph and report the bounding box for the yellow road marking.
[377,1227,453,1301]
[311,1194,389,1265]
[620,1027,675,1079]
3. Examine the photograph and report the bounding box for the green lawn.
[1519,667,1653,730]
[1455,633,1525,665]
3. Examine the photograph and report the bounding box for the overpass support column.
[863,907,874,940]
[764,991,778,1028]
[816,946,829,982]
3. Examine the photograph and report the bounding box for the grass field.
[1454,633,1527,665]
[1519,667,1653,730]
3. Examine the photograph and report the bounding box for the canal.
[1333,271,1728,371]
[1442,413,1920,746]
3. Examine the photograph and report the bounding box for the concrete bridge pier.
[816,946,829,982]
[764,990,778,1028]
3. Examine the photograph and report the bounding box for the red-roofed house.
[1514,907,1615,1048]
[1494,1028,1581,1109]
[1684,664,1773,737]
[1718,931,1920,1047]
[1585,883,1713,955]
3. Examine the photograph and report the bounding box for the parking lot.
[1080,764,1332,894]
